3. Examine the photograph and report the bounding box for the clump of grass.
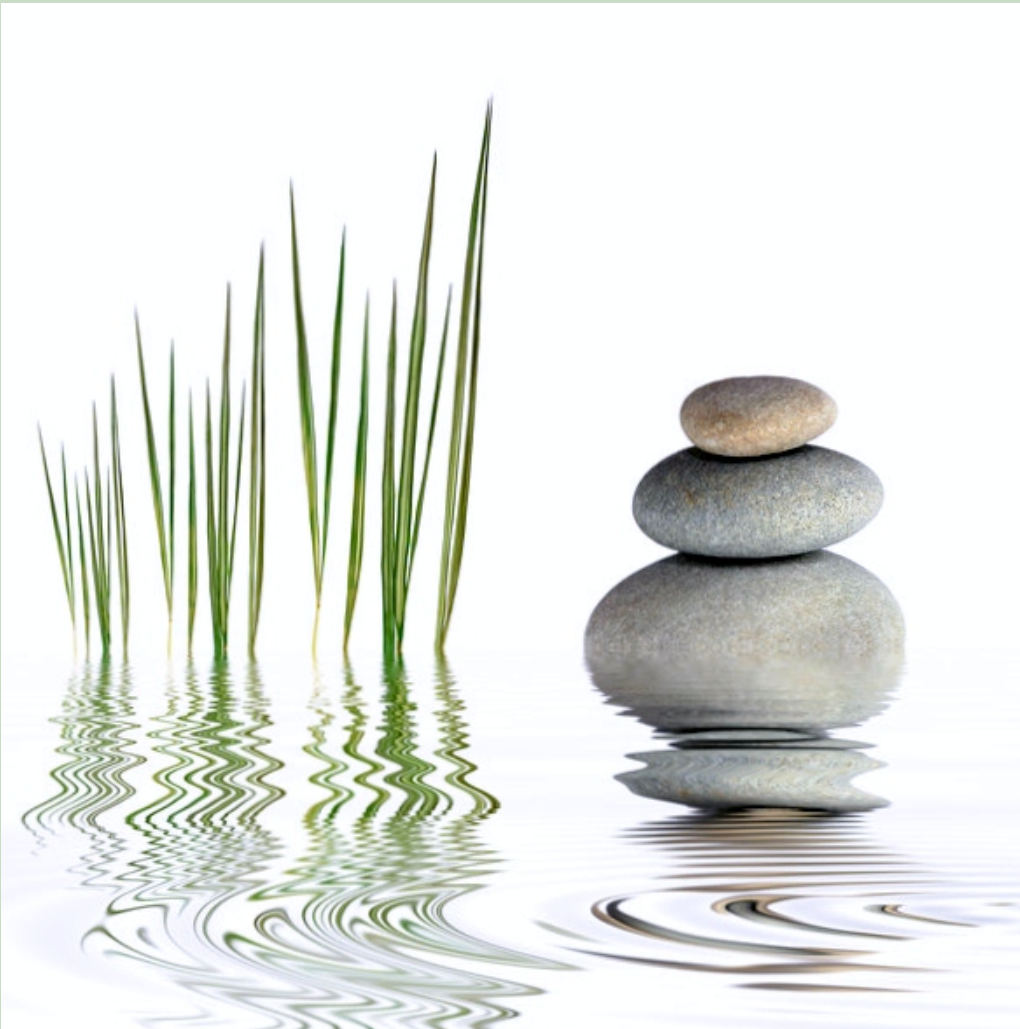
[290,191,348,656]
[41,106,492,663]
[135,315,176,646]
[247,249,267,657]
[38,430,77,648]
[205,288,247,660]
[436,103,492,652]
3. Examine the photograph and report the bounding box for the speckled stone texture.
[680,375,837,457]
[618,747,888,813]
[633,445,882,558]
[584,550,905,731]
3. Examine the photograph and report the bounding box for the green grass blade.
[75,477,92,657]
[205,381,220,655]
[409,287,451,580]
[290,187,323,600]
[248,247,266,656]
[446,117,491,634]
[37,427,75,629]
[381,285,399,658]
[228,383,247,601]
[393,158,437,638]
[188,392,198,654]
[91,404,110,651]
[135,314,172,616]
[169,343,176,617]
[111,376,130,655]
[84,465,111,657]
[61,447,76,631]
[218,290,232,644]
[437,103,492,650]
[343,294,371,653]
[321,230,347,581]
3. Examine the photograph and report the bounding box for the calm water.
[2,646,1018,1028]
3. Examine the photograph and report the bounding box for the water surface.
[2,647,1018,1028]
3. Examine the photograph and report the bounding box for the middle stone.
[633,445,883,558]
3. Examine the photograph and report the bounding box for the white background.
[3,4,1019,664]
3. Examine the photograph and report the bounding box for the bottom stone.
[584,550,905,732]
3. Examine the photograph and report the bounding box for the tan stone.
[680,375,837,456]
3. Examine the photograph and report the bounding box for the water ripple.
[21,660,549,1028]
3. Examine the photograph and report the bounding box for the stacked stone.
[633,375,882,559]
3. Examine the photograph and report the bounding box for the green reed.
[110,377,130,655]
[135,315,176,639]
[204,289,247,660]
[247,249,267,657]
[290,191,349,655]
[74,476,92,656]
[380,158,451,662]
[82,405,113,657]
[436,103,492,652]
[38,430,77,646]
[40,107,492,662]
[343,297,371,654]
[187,391,199,654]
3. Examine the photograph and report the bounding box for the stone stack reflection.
[585,376,904,813]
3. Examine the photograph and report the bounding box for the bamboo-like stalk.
[248,248,267,657]
[291,188,347,655]
[135,314,176,636]
[436,103,493,652]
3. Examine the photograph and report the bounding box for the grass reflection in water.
[24,659,550,1028]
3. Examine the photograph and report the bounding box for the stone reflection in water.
[585,551,905,813]
[23,659,550,1028]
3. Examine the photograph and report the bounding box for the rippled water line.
[559,809,961,992]
[20,660,556,1028]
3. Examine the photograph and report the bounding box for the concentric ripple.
[568,809,984,992]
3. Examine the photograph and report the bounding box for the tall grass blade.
[38,428,76,638]
[409,288,452,576]
[135,315,173,622]
[343,295,371,653]
[321,230,346,585]
[381,286,398,659]
[291,188,349,653]
[75,477,92,657]
[169,344,176,615]
[437,103,492,651]
[248,248,267,656]
[110,376,130,655]
[188,392,198,654]
[380,163,444,659]
[89,405,112,656]
[204,288,245,660]
[290,188,322,601]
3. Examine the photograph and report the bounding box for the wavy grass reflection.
[22,659,546,1028]
[24,660,142,879]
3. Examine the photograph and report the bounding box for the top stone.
[680,375,837,457]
